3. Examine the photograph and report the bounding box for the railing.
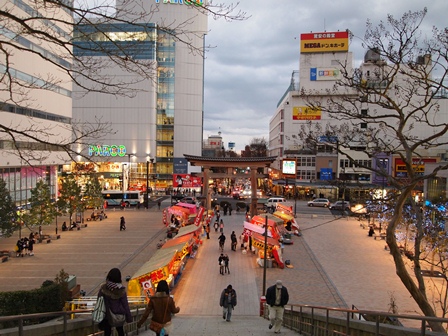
[262,303,448,335]
[3,301,448,335]
[0,297,148,336]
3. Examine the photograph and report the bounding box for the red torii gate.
[183,155,277,217]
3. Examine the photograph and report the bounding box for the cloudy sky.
[202,0,446,152]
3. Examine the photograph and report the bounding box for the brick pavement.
[0,200,425,334]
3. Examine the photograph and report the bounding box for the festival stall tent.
[163,205,190,227]
[273,203,300,232]
[176,202,197,215]
[251,232,285,269]
[250,214,285,241]
[127,235,194,299]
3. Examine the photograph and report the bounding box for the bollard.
[260,296,266,316]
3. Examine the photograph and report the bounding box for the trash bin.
[260,296,266,316]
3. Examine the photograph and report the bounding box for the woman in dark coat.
[97,268,132,336]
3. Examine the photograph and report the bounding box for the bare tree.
[298,9,448,332]
[0,0,247,163]
[242,137,268,157]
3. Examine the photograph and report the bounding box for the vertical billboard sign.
[282,159,296,176]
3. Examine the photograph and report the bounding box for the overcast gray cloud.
[203,0,447,152]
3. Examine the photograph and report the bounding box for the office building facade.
[73,0,207,193]
[0,0,73,207]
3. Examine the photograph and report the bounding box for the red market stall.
[250,232,285,269]
[273,203,300,233]
[176,202,197,215]
[250,214,285,241]
[163,205,190,226]
[127,234,196,299]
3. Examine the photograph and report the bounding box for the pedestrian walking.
[28,237,35,256]
[229,204,233,216]
[205,224,210,239]
[218,233,226,252]
[219,284,237,322]
[223,203,228,216]
[96,268,132,336]
[266,280,289,334]
[218,253,225,275]
[214,220,219,233]
[157,200,161,210]
[230,231,237,251]
[16,238,24,257]
[137,279,180,335]
[120,216,126,231]
[219,219,224,233]
[223,254,230,274]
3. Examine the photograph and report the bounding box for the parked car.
[180,196,197,205]
[171,194,187,204]
[265,197,287,212]
[329,201,351,211]
[307,198,330,207]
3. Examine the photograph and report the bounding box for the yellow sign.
[300,31,349,53]
[252,239,273,253]
[292,107,321,120]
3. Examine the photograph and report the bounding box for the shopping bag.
[92,296,106,323]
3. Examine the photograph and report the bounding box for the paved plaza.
[0,200,425,335]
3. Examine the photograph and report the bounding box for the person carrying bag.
[96,268,132,336]
[137,280,180,336]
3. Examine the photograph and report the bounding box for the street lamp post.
[146,160,150,208]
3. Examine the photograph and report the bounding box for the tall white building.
[73,0,207,193]
[0,0,73,207]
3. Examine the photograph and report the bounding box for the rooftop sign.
[300,31,349,53]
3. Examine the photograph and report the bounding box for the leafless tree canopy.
[299,9,448,331]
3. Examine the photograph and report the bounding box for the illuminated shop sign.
[88,145,127,157]
[300,31,349,53]
[155,0,204,4]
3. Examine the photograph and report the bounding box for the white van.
[265,197,287,212]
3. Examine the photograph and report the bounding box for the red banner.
[173,174,202,188]
[194,206,205,226]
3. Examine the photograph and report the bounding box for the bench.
[374,233,386,240]
[38,235,52,243]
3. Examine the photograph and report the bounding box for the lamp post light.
[127,153,135,190]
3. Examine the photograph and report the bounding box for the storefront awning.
[163,233,194,248]
[169,205,190,217]
[251,214,284,227]
[131,248,178,280]
[244,221,273,237]
[251,232,279,247]
[273,211,294,222]
[177,224,202,237]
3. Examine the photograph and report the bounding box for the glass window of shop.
[0,166,56,207]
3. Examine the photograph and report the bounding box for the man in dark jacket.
[219,284,237,322]
[265,280,289,334]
